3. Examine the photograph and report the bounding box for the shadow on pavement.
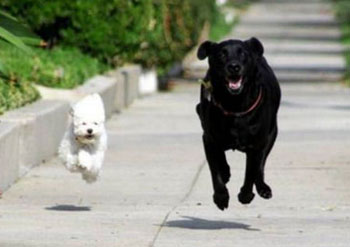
[45,204,91,212]
[164,216,260,231]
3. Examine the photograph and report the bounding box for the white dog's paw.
[78,150,93,170]
[66,163,80,172]
[63,155,81,173]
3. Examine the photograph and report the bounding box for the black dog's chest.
[210,115,259,151]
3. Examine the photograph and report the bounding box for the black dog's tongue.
[227,77,242,90]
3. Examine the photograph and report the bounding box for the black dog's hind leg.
[203,135,230,210]
[255,126,277,199]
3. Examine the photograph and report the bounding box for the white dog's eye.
[94,122,98,125]
[82,122,87,125]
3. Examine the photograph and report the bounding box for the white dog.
[58,93,107,183]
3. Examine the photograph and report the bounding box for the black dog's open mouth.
[226,76,243,94]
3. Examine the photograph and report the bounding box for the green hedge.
[1,0,217,74]
[0,80,39,114]
[0,40,107,89]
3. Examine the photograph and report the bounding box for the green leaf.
[20,37,45,47]
[0,10,18,22]
[0,59,10,80]
[0,26,32,54]
[0,11,41,47]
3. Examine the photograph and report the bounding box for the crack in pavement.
[149,160,207,247]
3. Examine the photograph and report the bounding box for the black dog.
[196,37,281,210]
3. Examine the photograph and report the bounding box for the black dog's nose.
[228,63,241,74]
[87,129,93,134]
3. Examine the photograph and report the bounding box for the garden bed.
[0,80,39,114]
[0,40,108,114]
[0,40,107,89]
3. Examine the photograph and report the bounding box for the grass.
[0,40,108,89]
[0,80,40,114]
[0,40,109,114]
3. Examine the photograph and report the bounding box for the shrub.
[0,80,40,114]
[0,40,107,89]
[0,0,217,74]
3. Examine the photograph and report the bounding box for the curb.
[0,65,158,192]
[0,122,20,191]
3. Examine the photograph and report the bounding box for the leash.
[198,79,212,92]
[199,79,263,117]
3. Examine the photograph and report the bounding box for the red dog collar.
[212,88,263,117]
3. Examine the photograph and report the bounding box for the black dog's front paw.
[256,183,272,199]
[238,190,255,204]
[213,190,229,210]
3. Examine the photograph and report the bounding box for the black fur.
[196,38,281,210]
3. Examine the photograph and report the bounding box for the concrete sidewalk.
[1,82,350,246]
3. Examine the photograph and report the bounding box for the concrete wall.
[0,101,70,178]
[0,122,20,191]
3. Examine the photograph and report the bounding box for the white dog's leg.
[78,149,93,170]
[93,152,105,171]
[58,135,80,172]
[81,152,104,183]
[65,154,79,172]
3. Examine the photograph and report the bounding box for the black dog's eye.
[237,48,247,61]
[237,48,245,57]
[219,49,228,60]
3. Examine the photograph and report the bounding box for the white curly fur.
[58,94,107,183]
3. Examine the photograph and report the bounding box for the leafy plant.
[0,10,41,80]
[0,79,40,114]
[0,11,42,114]
[1,0,217,74]
[0,40,107,89]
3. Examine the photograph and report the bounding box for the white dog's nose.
[87,129,93,134]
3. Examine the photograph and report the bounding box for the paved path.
[1,0,350,246]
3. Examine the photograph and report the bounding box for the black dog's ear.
[245,37,264,57]
[197,41,216,60]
